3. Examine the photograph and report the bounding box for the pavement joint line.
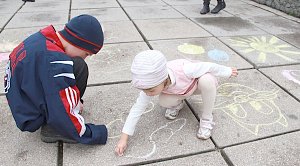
[2,24,66,30]
[187,16,216,39]
[147,36,216,42]
[215,36,257,68]
[105,40,146,45]
[245,0,300,24]
[0,2,25,34]
[256,62,300,69]
[119,148,216,166]
[57,141,63,166]
[275,34,300,50]
[184,99,200,122]
[115,0,153,50]
[257,68,300,103]
[0,81,132,96]
[220,149,234,166]
[87,80,131,87]
[68,0,72,21]
[210,137,220,149]
[217,128,300,149]
[184,100,221,150]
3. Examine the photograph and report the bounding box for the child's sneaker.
[164,102,184,120]
[197,118,215,140]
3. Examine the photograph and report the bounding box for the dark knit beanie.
[59,14,104,54]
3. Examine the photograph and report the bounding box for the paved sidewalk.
[0,0,299,165]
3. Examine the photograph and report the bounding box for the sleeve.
[122,91,151,136]
[44,56,107,145]
[183,61,232,78]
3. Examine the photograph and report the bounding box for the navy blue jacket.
[5,26,107,145]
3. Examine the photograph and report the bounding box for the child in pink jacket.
[115,50,238,156]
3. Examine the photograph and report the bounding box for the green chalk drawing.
[229,36,300,63]
[191,83,288,135]
[178,43,205,55]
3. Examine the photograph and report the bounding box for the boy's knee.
[72,57,89,98]
[73,57,88,76]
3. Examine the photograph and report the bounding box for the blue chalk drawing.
[208,49,229,62]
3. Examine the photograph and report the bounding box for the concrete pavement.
[0,0,299,165]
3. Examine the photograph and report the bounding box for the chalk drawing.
[177,43,205,55]
[208,49,229,62]
[125,118,186,159]
[282,69,300,85]
[191,83,288,135]
[229,36,300,63]
[106,102,155,139]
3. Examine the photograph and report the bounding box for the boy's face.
[64,42,92,59]
[142,81,166,96]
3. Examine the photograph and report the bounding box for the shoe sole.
[40,126,77,144]
[196,134,211,140]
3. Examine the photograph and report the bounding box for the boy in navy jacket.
[4,15,107,145]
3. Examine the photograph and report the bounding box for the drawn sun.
[229,36,300,63]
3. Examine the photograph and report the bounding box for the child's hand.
[231,67,238,77]
[79,100,84,114]
[115,133,129,156]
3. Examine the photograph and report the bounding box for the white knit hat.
[131,50,168,89]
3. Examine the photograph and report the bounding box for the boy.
[4,14,107,145]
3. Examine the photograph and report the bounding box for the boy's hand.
[79,100,84,114]
[115,133,129,156]
[231,67,238,77]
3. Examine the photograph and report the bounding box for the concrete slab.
[224,132,300,166]
[102,21,144,44]
[124,5,184,20]
[5,11,68,29]
[0,25,64,52]
[173,5,233,18]
[71,8,129,22]
[144,151,227,166]
[149,37,253,69]
[224,2,276,19]
[259,65,300,100]
[187,69,300,147]
[244,0,300,24]
[220,35,300,67]
[0,96,57,166]
[192,17,266,37]
[247,16,300,35]
[162,0,201,5]
[0,13,11,29]
[0,0,23,14]
[277,33,300,49]
[71,0,119,9]
[0,52,9,95]
[86,42,149,85]
[19,0,69,13]
[63,84,215,165]
[134,18,211,40]
[118,0,167,7]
